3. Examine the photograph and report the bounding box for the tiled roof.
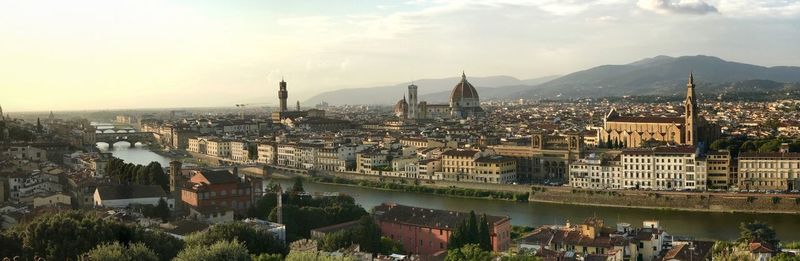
[96,184,166,200]
[373,203,508,230]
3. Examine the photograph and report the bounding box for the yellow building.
[738,152,800,191]
[706,150,733,189]
[33,192,72,208]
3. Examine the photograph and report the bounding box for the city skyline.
[3,0,800,111]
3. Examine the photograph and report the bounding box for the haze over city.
[3,0,800,111]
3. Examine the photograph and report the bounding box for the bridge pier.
[130,142,136,148]
[107,142,114,149]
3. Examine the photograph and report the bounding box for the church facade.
[394,72,484,120]
[600,74,719,148]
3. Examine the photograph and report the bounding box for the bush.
[747,196,756,203]
[174,240,251,261]
[84,242,158,261]
[772,197,781,204]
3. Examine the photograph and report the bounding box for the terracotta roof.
[739,152,800,159]
[608,116,685,124]
[198,170,240,184]
[442,149,480,157]
[749,241,776,253]
[96,184,166,200]
[450,73,480,102]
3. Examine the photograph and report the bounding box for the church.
[394,72,484,120]
[600,73,720,148]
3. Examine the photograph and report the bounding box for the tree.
[605,139,613,149]
[36,117,43,133]
[772,253,800,261]
[380,237,404,254]
[444,244,492,261]
[285,250,356,261]
[758,140,783,152]
[477,215,492,251]
[448,212,492,251]
[741,141,757,152]
[252,253,283,261]
[710,139,729,151]
[0,231,22,259]
[185,222,285,255]
[291,176,305,193]
[174,240,251,261]
[130,228,185,261]
[143,198,171,222]
[739,221,777,245]
[352,215,382,252]
[83,242,158,261]
[21,211,125,260]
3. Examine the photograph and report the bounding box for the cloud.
[637,0,719,15]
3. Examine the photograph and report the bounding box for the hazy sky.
[2,0,799,112]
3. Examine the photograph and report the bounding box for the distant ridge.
[304,55,800,105]
[514,55,800,99]
[303,75,557,105]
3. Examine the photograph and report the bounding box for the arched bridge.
[92,130,156,148]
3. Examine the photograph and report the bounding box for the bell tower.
[278,78,288,112]
[684,72,698,146]
[408,84,418,119]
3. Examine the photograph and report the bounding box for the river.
[94,129,800,241]
[92,122,170,166]
[273,180,800,242]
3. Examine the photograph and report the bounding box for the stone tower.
[684,73,698,146]
[169,161,184,212]
[279,78,288,112]
[408,84,418,119]
[296,100,300,111]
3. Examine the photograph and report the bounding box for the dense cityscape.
[4,1,800,261]
[2,70,800,260]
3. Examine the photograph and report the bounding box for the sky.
[1,0,800,112]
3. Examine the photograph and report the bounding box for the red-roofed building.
[180,169,261,214]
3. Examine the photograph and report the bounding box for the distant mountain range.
[303,55,800,105]
[303,75,559,105]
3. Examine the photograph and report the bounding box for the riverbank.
[257,167,800,215]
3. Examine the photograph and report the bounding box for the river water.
[275,180,800,242]
[95,129,800,241]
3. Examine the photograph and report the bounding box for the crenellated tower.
[279,78,288,112]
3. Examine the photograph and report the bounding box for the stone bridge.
[91,129,156,148]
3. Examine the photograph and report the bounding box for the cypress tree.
[478,214,492,251]
[466,211,478,245]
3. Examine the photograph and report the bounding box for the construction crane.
[235,103,270,119]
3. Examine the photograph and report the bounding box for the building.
[600,74,719,148]
[230,140,252,163]
[373,203,511,256]
[706,150,733,189]
[569,153,622,190]
[738,152,800,191]
[180,169,260,214]
[491,132,584,183]
[33,192,71,208]
[93,184,173,209]
[621,146,702,191]
[188,137,207,154]
[206,138,231,158]
[518,218,634,261]
[394,72,484,120]
[257,142,277,165]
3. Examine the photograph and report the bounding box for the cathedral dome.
[449,72,479,107]
[394,97,408,118]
